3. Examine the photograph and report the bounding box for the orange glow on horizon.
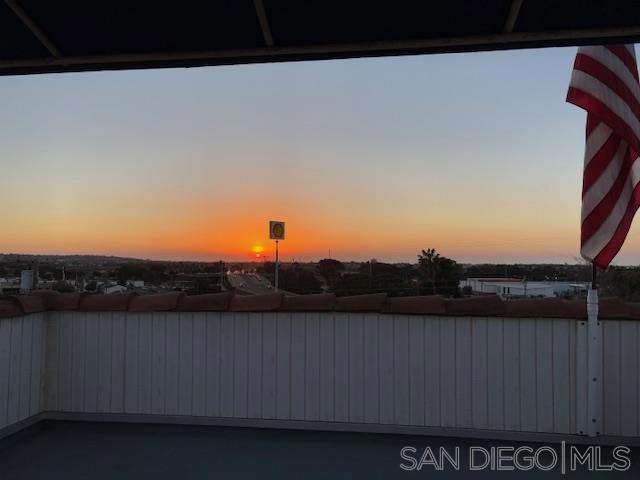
[5,170,640,264]
[0,199,594,262]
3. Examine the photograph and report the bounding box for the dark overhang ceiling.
[2,0,640,76]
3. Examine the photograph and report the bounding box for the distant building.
[104,284,127,294]
[461,278,588,299]
[20,270,35,294]
[342,262,362,275]
[0,277,20,295]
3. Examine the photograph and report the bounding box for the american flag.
[567,44,640,269]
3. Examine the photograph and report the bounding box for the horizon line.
[0,251,621,267]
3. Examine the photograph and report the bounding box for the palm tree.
[418,248,440,295]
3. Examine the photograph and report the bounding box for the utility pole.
[275,240,279,291]
[269,221,285,292]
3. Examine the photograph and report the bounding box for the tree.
[51,281,75,293]
[330,262,422,297]
[601,267,640,301]
[41,271,54,281]
[316,259,345,287]
[418,249,440,294]
[278,267,322,294]
[115,263,168,284]
[417,248,462,297]
[194,277,215,294]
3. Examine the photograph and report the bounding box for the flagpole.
[586,261,601,437]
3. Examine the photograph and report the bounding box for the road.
[227,272,276,295]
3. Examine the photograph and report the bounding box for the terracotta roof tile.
[629,302,640,319]
[562,299,588,319]
[503,297,567,318]
[175,292,234,312]
[128,292,184,312]
[31,290,85,311]
[10,295,47,314]
[384,295,446,315]
[599,297,630,319]
[3,291,640,320]
[445,295,505,316]
[281,293,336,312]
[79,293,136,312]
[230,293,283,312]
[335,293,387,312]
[0,298,23,318]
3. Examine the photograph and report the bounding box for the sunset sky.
[3,45,640,264]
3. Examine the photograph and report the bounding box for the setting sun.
[251,245,265,254]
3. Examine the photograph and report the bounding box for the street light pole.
[269,220,285,292]
[275,240,279,291]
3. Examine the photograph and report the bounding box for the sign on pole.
[269,221,285,240]
[269,221,285,291]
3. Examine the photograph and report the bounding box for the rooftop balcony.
[1,291,639,477]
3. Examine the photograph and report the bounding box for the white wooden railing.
[1,311,639,441]
[0,314,45,433]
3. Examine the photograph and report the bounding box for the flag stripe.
[586,116,601,136]
[570,71,640,146]
[567,86,640,154]
[582,131,621,194]
[584,121,612,168]
[582,140,626,220]
[582,146,636,242]
[593,182,640,267]
[581,47,640,100]
[607,45,640,82]
[573,54,640,124]
[581,152,640,256]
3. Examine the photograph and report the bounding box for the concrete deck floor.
[1,421,639,479]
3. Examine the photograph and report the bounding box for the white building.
[20,270,34,294]
[104,284,128,294]
[0,277,20,295]
[461,278,589,299]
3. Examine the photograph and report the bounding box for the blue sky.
[3,45,638,264]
